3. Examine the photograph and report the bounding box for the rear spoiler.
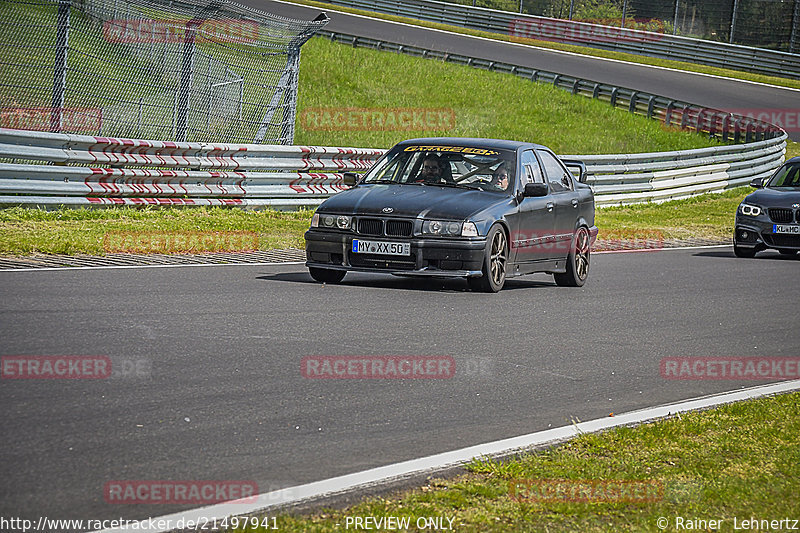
[560,159,587,183]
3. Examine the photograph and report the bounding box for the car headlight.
[739,204,762,217]
[421,220,479,237]
[312,213,351,230]
[423,220,464,236]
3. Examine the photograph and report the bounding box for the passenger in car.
[490,164,509,191]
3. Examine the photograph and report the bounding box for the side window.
[520,150,544,185]
[537,150,573,192]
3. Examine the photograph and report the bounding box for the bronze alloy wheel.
[470,225,507,292]
[554,226,590,287]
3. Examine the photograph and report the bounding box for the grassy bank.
[0,188,754,255]
[289,0,800,91]
[295,37,718,153]
[243,391,800,532]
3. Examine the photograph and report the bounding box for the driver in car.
[413,154,444,184]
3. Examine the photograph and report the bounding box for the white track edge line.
[275,0,800,93]
[94,379,800,532]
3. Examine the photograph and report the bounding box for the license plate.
[352,239,410,256]
[773,224,800,234]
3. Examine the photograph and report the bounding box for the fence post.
[673,0,679,35]
[175,1,221,142]
[50,0,71,133]
[729,0,740,44]
[254,47,299,144]
[620,0,628,28]
[790,0,799,53]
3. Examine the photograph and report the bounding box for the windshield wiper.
[437,182,483,190]
[367,179,399,184]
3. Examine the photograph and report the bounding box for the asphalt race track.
[2,4,799,529]
[1,247,798,525]
[247,0,800,142]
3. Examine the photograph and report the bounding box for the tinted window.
[537,150,573,192]
[768,162,800,188]
[520,150,544,185]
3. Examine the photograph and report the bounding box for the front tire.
[308,267,346,283]
[554,226,590,287]
[470,225,508,293]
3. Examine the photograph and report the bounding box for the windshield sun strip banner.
[403,145,501,156]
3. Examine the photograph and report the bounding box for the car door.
[536,149,580,260]
[509,149,557,264]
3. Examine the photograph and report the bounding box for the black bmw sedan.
[734,156,800,258]
[305,138,597,292]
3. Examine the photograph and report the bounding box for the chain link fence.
[0,0,328,143]
[458,0,799,52]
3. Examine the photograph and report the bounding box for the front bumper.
[305,229,486,277]
[735,216,800,251]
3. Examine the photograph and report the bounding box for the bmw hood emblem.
[382,207,393,213]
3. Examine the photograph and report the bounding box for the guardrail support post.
[665,101,675,126]
[681,105,690,129]
[629,92,638,113]
[50,0,71,134]
[646,97,656,119]
[572,79,580,94]
[610,88,619,107]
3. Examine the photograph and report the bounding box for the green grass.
[289,0,800,90]
[0,207,312,255]
[595,187,751,241]
[0,188,753,254]
[228,391,800,532]
[296,36,719,153]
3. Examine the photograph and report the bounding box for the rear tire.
[308,267,346,283]
[471,225,507,293]
[554,227,590,287]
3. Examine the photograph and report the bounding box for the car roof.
[397,137,545,151]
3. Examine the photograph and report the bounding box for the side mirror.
[749,177,764,188]
[523,182,549,197]
[343,172,360,187]
[561,159,587,183]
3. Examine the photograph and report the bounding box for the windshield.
[767,162,800,188]
[362,144,516,193]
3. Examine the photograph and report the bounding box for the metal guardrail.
[0,128,383,208]
[0,27,789,209]
[0,127,786,208]
[567,136,786,206]
[322,0,800,79]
